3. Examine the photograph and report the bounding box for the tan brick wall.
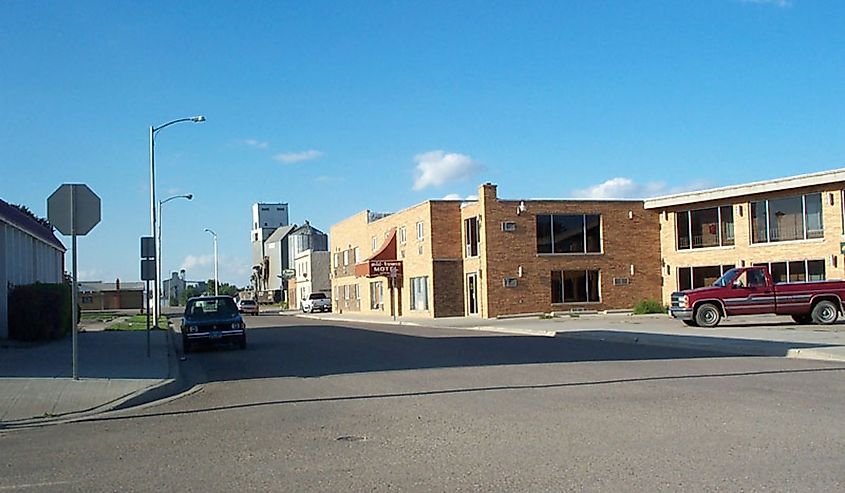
[475,184,662,317]
[657,184,845,304]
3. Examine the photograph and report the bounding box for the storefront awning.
[354,229,403,278]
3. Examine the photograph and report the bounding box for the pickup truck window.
[713,268,740,287]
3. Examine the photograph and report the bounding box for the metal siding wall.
[0,225,7,338]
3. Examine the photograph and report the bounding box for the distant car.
[301,292,332,313]
[182,296,246,353]
[237,298,259,315]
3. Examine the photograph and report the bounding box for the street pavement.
[1,315,844,492]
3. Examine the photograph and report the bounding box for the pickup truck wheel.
[811,300,838,325]
[694,303,721,328]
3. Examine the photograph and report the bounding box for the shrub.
[8,282,72,341]
[633,299,667,315]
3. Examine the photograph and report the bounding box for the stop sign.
[47,184,101,235]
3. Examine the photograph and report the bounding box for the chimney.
[115,278,120,291]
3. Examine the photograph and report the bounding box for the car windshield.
[186,298,239,318]
[309,293,327,300]
[240,300,256,305]
[713,268,739,287]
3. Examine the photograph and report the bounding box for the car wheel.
[791,314,811,325]
[811,300,838,325]
[183,338,191,354]
[239,335,247,350]
[694,303,721,328]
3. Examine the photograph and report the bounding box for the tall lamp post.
[158,193,193,313]
[150,116,205,325]
[204,228,219,296]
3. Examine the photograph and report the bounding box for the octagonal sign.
[48,184,101,236]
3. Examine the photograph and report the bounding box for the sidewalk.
[299,312,845,363]
[0,328,178,426]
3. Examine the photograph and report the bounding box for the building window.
[333,253,339,268]
[752,260,825,284]
[354,247,360,263]
[677,265,736,291]
[410,276,429,310]
[416,221,425,240]
[751,193,823,243]
[675,206,734,250]
[343,250,349,266]
[464,217,479,257]
[372,236,378,252]
[398,226,407,244]
[369,281,383,310]
[343,285,349,300]
[550,270,600,303]
[536,215,601,254]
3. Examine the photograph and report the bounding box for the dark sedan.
[182,296,247,353]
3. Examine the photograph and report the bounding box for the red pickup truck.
[669,266,845,327]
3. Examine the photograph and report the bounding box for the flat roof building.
[644,168,845,304]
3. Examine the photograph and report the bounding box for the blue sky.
[2,0,844,286]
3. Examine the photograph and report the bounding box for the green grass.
[80,311,120,323]
[106,315,169,331]
[633,299,667,315]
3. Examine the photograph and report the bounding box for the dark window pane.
[553,215,585,253]
[585,215,601,253]
[805,193,824,238]
[690,208,719,248]
[770,262,787,284]
[536,215,552,253]
[586,270,600,302]
[550,271,563,303]
[465,217,479,257]
[751,201,768,243]
[563,270,588,302]
[720,206,734,246]
[768,196,804,242]
[676,212,690,250]
[678,268,692,291]
[808,260,825,281]
[692,266,722,288]
[788,261,806,283]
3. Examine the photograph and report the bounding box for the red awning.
[354,229,403,277]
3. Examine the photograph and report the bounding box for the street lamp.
[158,193,193,313]
[204,228,219,296]
[150,115,205,325]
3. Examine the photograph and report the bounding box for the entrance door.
[466,273,478,315]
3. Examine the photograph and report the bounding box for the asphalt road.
[2,315,845,492]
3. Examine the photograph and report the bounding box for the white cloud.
[740,0,791,6]
[441,193,479,201]
[273,150,324,164]
[237,139,269,149]
[571,177,710,199]
[78,268,105,281]
[412,150,482,191]
[180,254,251,285]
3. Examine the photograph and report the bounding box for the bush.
[633,299,666,315]
[8,282,72,341]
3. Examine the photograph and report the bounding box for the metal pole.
[71,188,79,380]
[157,200,162,320]
[149,125,158,327]
[145,280,150,357]
[213,233,219,296]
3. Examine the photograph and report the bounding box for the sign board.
[368,260,403,278]
[840,242,845,255]
[141,259,156,281]
[281,268,296,279]
[47,184,101,236]
[141,236,155,259]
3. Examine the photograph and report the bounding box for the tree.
[12,204,54,231]
[206,280,239,297]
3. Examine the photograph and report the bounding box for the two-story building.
[329,183,662,319]
[644,168,845,305]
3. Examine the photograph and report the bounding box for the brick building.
[329,183,662,319]
[644,168,845,305]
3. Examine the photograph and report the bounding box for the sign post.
[48,184,101,380]
[388,266,399,321]
[141,237,156,357]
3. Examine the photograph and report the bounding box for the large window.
[551,270,600,303]
[410,276,429,310]
[536,214,601,254]
[752,260,825,284]
[416,221,425,240]
[751,193,823,243]
[464,217,479,257]
[677,265,735,291]
[676,206,734,250]
[369,281,383,310]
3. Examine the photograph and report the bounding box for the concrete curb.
[0,323,189,430]
[298,314,423,327]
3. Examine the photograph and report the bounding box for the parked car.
[237,298,259,315]
[669,266,845,328]
[182,296,246,353]
[301,292,332,313]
